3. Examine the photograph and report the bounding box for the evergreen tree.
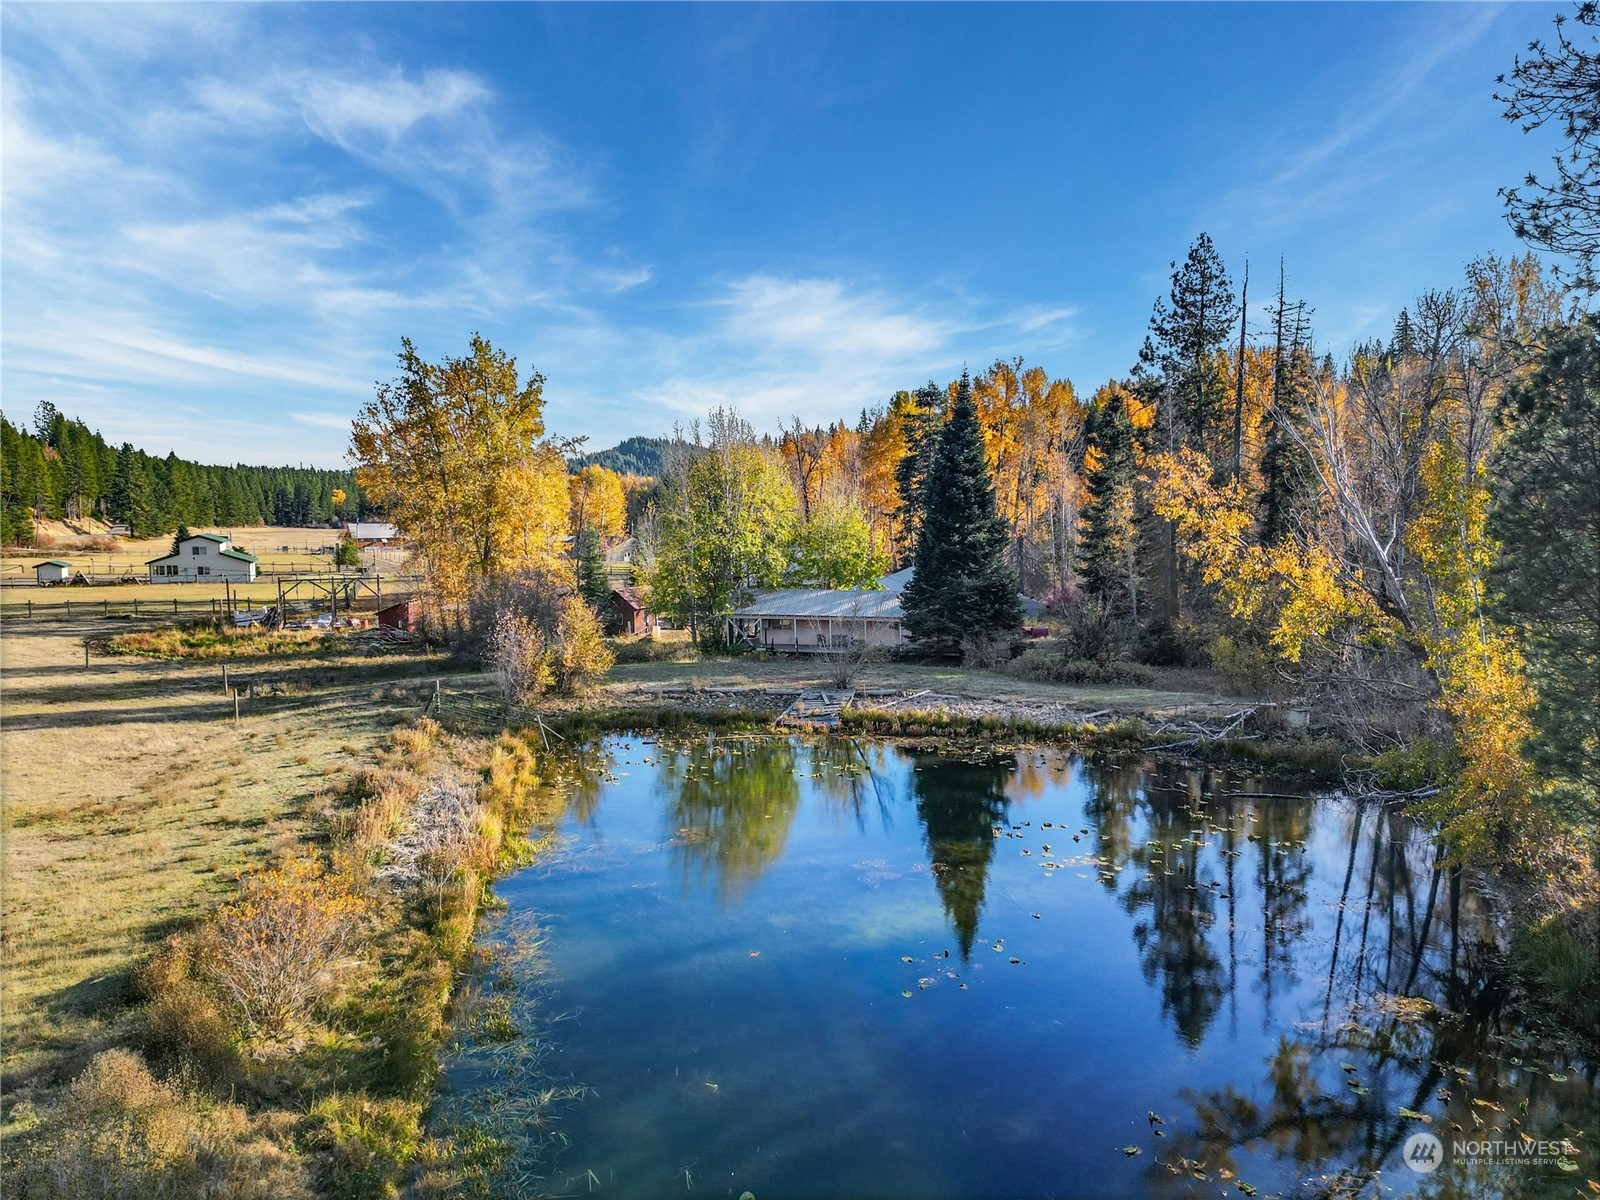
[892,382,946,554]
[900,371,1021,655]
[1140,232,1237,467]
[1259,263,1319,545]
[109,443,156,536]
[1078,384,1141,618]
[1488,318,1600,822]
[575,526,609,612]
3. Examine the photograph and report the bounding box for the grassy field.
[0,615,452,1108]
[1,521,411,588]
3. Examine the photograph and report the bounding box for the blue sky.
[0,2,1562,468]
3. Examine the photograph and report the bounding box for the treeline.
[568,435,670,478]
[0,402,365,543]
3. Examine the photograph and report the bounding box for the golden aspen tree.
[350,335,572,627]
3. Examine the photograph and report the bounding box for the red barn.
[607,585,652,636]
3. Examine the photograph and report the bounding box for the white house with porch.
[146,532,258,584]
[727,568,914,653]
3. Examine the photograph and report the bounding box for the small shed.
[34,560,71,585]
[607,584,652,636]
[377,599,422,633]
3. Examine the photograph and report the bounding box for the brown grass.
[0,616,447,1109]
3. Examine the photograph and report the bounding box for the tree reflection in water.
[908,753,1013,960]
[1070,756,1589,1198]
[656,737,803,902]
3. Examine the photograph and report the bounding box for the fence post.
[233,689,240,725]
[26,600,31,619]
[66,600,72,618]
[173,599,178,615]
[103,600,109,616]
[84,640,89,669]
[223,664,229,694]
[133,598,139,616]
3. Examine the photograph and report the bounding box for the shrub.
[1208,634,1273,692]
[8,1050,198,1200]
[608,635,700,664]
[1001,651,1156,687]
[308,1094,422,1200]
[1134,621,1207,667]
[334,533,363,568]
[960,632,1007,668]
[1058,601,1130,666]
[551,594,613,694]
[202,858,368,1036]
[483,609,551,706]
[139,980,239,1089]
[8,1051,313,1200]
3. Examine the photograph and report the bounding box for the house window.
[191,545,205,555]
[196,566,209,576]
[767,619,793,631]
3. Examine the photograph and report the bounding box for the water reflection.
[464,735,1597,1198]
[656,737,802,901]
[909,754,1013,960]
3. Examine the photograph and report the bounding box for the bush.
[140,980,239,1089]
[334,534,363,568]
[1058,601,1130,666]
[1512,915,1600,1030]
[960,632,1007,668]
[607,634,701,664]
[551,594,613,694]
[202,858,368,1037]
[1208,634,1273,692]
[308,1095,422,1200]
[1001,650,1156,687]
[1134,621,1207,668]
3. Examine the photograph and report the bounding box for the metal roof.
[732,586,903,621]
[34,560,71,569]
[347,522,399,540]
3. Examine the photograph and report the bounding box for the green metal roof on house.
[35,560,71,569]
[219,549,258,563]
[187,532,231,544]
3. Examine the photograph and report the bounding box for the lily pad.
[1120,1145,1142,1157]
[1398,1107,1432,1122]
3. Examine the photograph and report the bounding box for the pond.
[440,735,1598,1199]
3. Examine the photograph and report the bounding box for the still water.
[441,735,1598,1198]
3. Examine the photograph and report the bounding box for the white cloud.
[289,411,358,432]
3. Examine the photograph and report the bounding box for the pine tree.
[900,371,1021,655]
[575,526,609,612]
[1259,262,1318,545]
[1078,385,1140,619]
[1140,233,1237,467]
[110,443,155,536]
[893,382,946,553]
[1139,233,1237,620]
[1488,318,1600,820]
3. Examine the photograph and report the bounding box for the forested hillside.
[0,403,363,543]
[568,435,670,477]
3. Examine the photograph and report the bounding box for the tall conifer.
[901,371,1021,654]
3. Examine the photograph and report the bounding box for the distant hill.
[569,435,670,478]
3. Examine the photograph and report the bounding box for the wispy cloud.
[607,273,1080,435]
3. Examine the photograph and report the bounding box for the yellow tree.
[350,335,571,624]
[569,464,627,542]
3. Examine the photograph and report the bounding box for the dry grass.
[2,522,410,583]
[0,616,444,1110]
